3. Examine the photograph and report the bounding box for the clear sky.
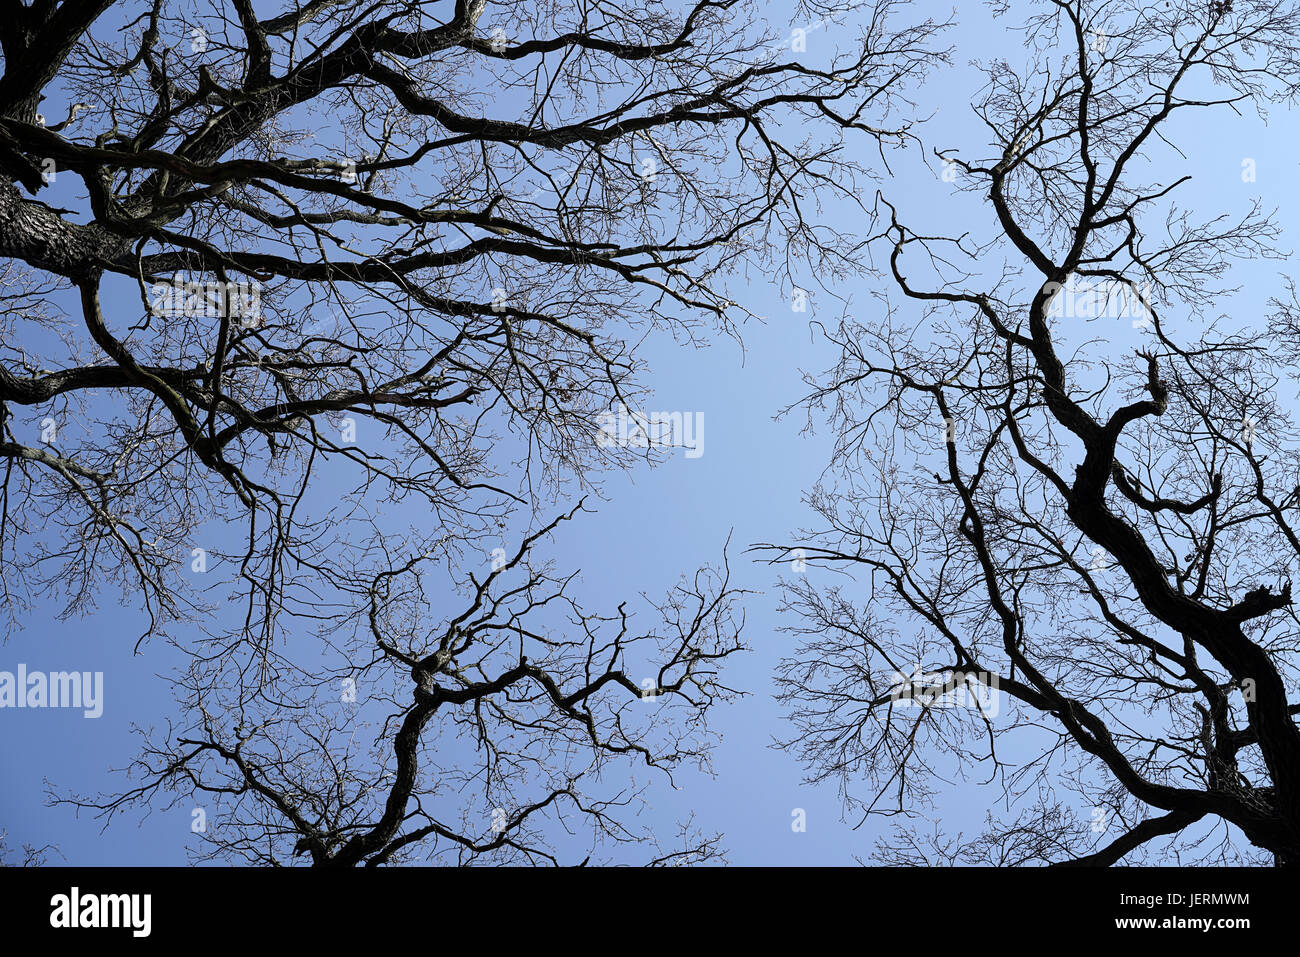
[3,0,1298,865]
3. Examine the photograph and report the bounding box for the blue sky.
[4,0,1299,865]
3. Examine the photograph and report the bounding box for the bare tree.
[0,828,60,866]
[0,0,941,862]
[765,0,1300,865]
